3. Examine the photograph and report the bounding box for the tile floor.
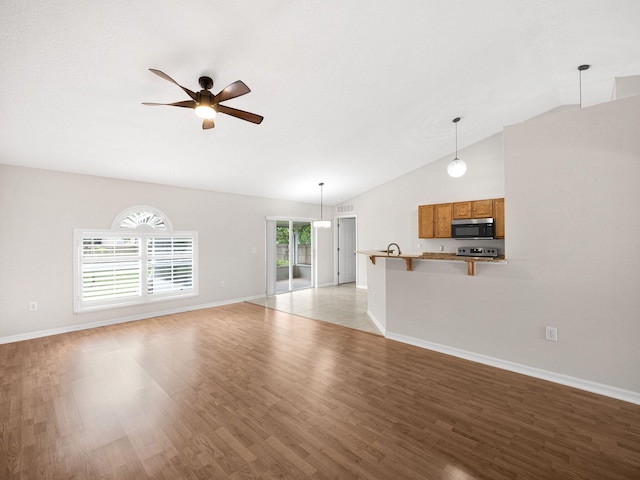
[248,283,381,335]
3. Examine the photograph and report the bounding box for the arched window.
[111,205,174,231]
[74,207,197,312]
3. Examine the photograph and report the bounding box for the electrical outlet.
[29,301,38,312]
[439,245,444,252]
[545,327,558,342]
[220,281,225,288]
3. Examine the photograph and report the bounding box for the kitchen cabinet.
[434,203,452,238]
[419,198,505,239]
[493,198,505,238]
[418,203,452,238]
[418,205,434,238]
[452,199,493,219]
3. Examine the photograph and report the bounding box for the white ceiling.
[1,1,639,205]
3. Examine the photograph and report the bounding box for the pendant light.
[447,117,467,178]
[312,182,331,229]
[578,64,590,108]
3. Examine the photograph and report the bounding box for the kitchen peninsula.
[357,250,506,276]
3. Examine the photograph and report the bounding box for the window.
[74,207,197,312]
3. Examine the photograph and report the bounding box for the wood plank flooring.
[1,303,639,479]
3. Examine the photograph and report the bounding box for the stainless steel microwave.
[451,218,494,239]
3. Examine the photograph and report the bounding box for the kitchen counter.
[357,250,507,276]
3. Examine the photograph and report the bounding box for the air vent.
[336,204,354,214]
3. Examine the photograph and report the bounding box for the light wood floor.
[1,303,639,479]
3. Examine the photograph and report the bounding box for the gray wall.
[0,167,334,340]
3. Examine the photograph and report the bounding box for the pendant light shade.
[447,117,467,178]
[312,182,331,228]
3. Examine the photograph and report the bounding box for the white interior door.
[337,217,356,284]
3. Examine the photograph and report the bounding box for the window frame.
[73,228,198,313]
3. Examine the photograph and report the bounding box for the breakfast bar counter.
[357,250,506,276]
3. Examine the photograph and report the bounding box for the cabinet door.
[418,205,434,238]
[452,201,472,219]
[472,199,493,218]
[434,203,452,238]
[493,198,505,238]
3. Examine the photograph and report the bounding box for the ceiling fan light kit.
[195,106,216,119]
[447,117,467,178]
[143,69,263,129]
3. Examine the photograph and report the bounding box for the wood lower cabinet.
[453,199,493,219]
[418,203,452,238]
[493,198,505,238]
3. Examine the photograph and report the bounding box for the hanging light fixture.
[312,182,331,229]
[447,117,467,178]
[578,64,590,108]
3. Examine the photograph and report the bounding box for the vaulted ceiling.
[1,1,639,205]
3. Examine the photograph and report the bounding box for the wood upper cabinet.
[418,203,452,238]
[418,205,434,238]
[453,199,493,219]
[419,198,504,239]
[434,203,452,238]
[493,198,505,238]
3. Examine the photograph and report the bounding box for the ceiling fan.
[143,68,264,130]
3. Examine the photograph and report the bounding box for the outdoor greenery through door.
[276,221,312,293]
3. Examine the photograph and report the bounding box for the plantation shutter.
[81,236,141,303]
[75,210,197,313]
[147,236,194,295]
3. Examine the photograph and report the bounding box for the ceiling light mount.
[199,76,214,90]
[447,117,467,178]
[312,182,331,229]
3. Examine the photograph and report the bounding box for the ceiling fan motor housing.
[198,90,214,109]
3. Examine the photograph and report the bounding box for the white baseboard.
[367,310,385,335]
[386,331,640,406]
[0,294,266,345]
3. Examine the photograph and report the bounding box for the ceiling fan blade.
[148,68,198,101]
[142,100,197,108]
[216,104,264,124]
[213,80,251,104]
[202,118,215,129]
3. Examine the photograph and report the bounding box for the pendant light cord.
[580,70,582,108]
[578,64,590,108]
[455,121,458,158]
[453,117,460,159]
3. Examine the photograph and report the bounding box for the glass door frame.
[266,217,314,296]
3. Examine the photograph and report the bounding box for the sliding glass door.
[266,218,313,295]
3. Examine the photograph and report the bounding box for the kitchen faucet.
[387,243,401,256]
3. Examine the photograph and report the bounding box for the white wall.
[0,166,334,341]
[350,95,640,397]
